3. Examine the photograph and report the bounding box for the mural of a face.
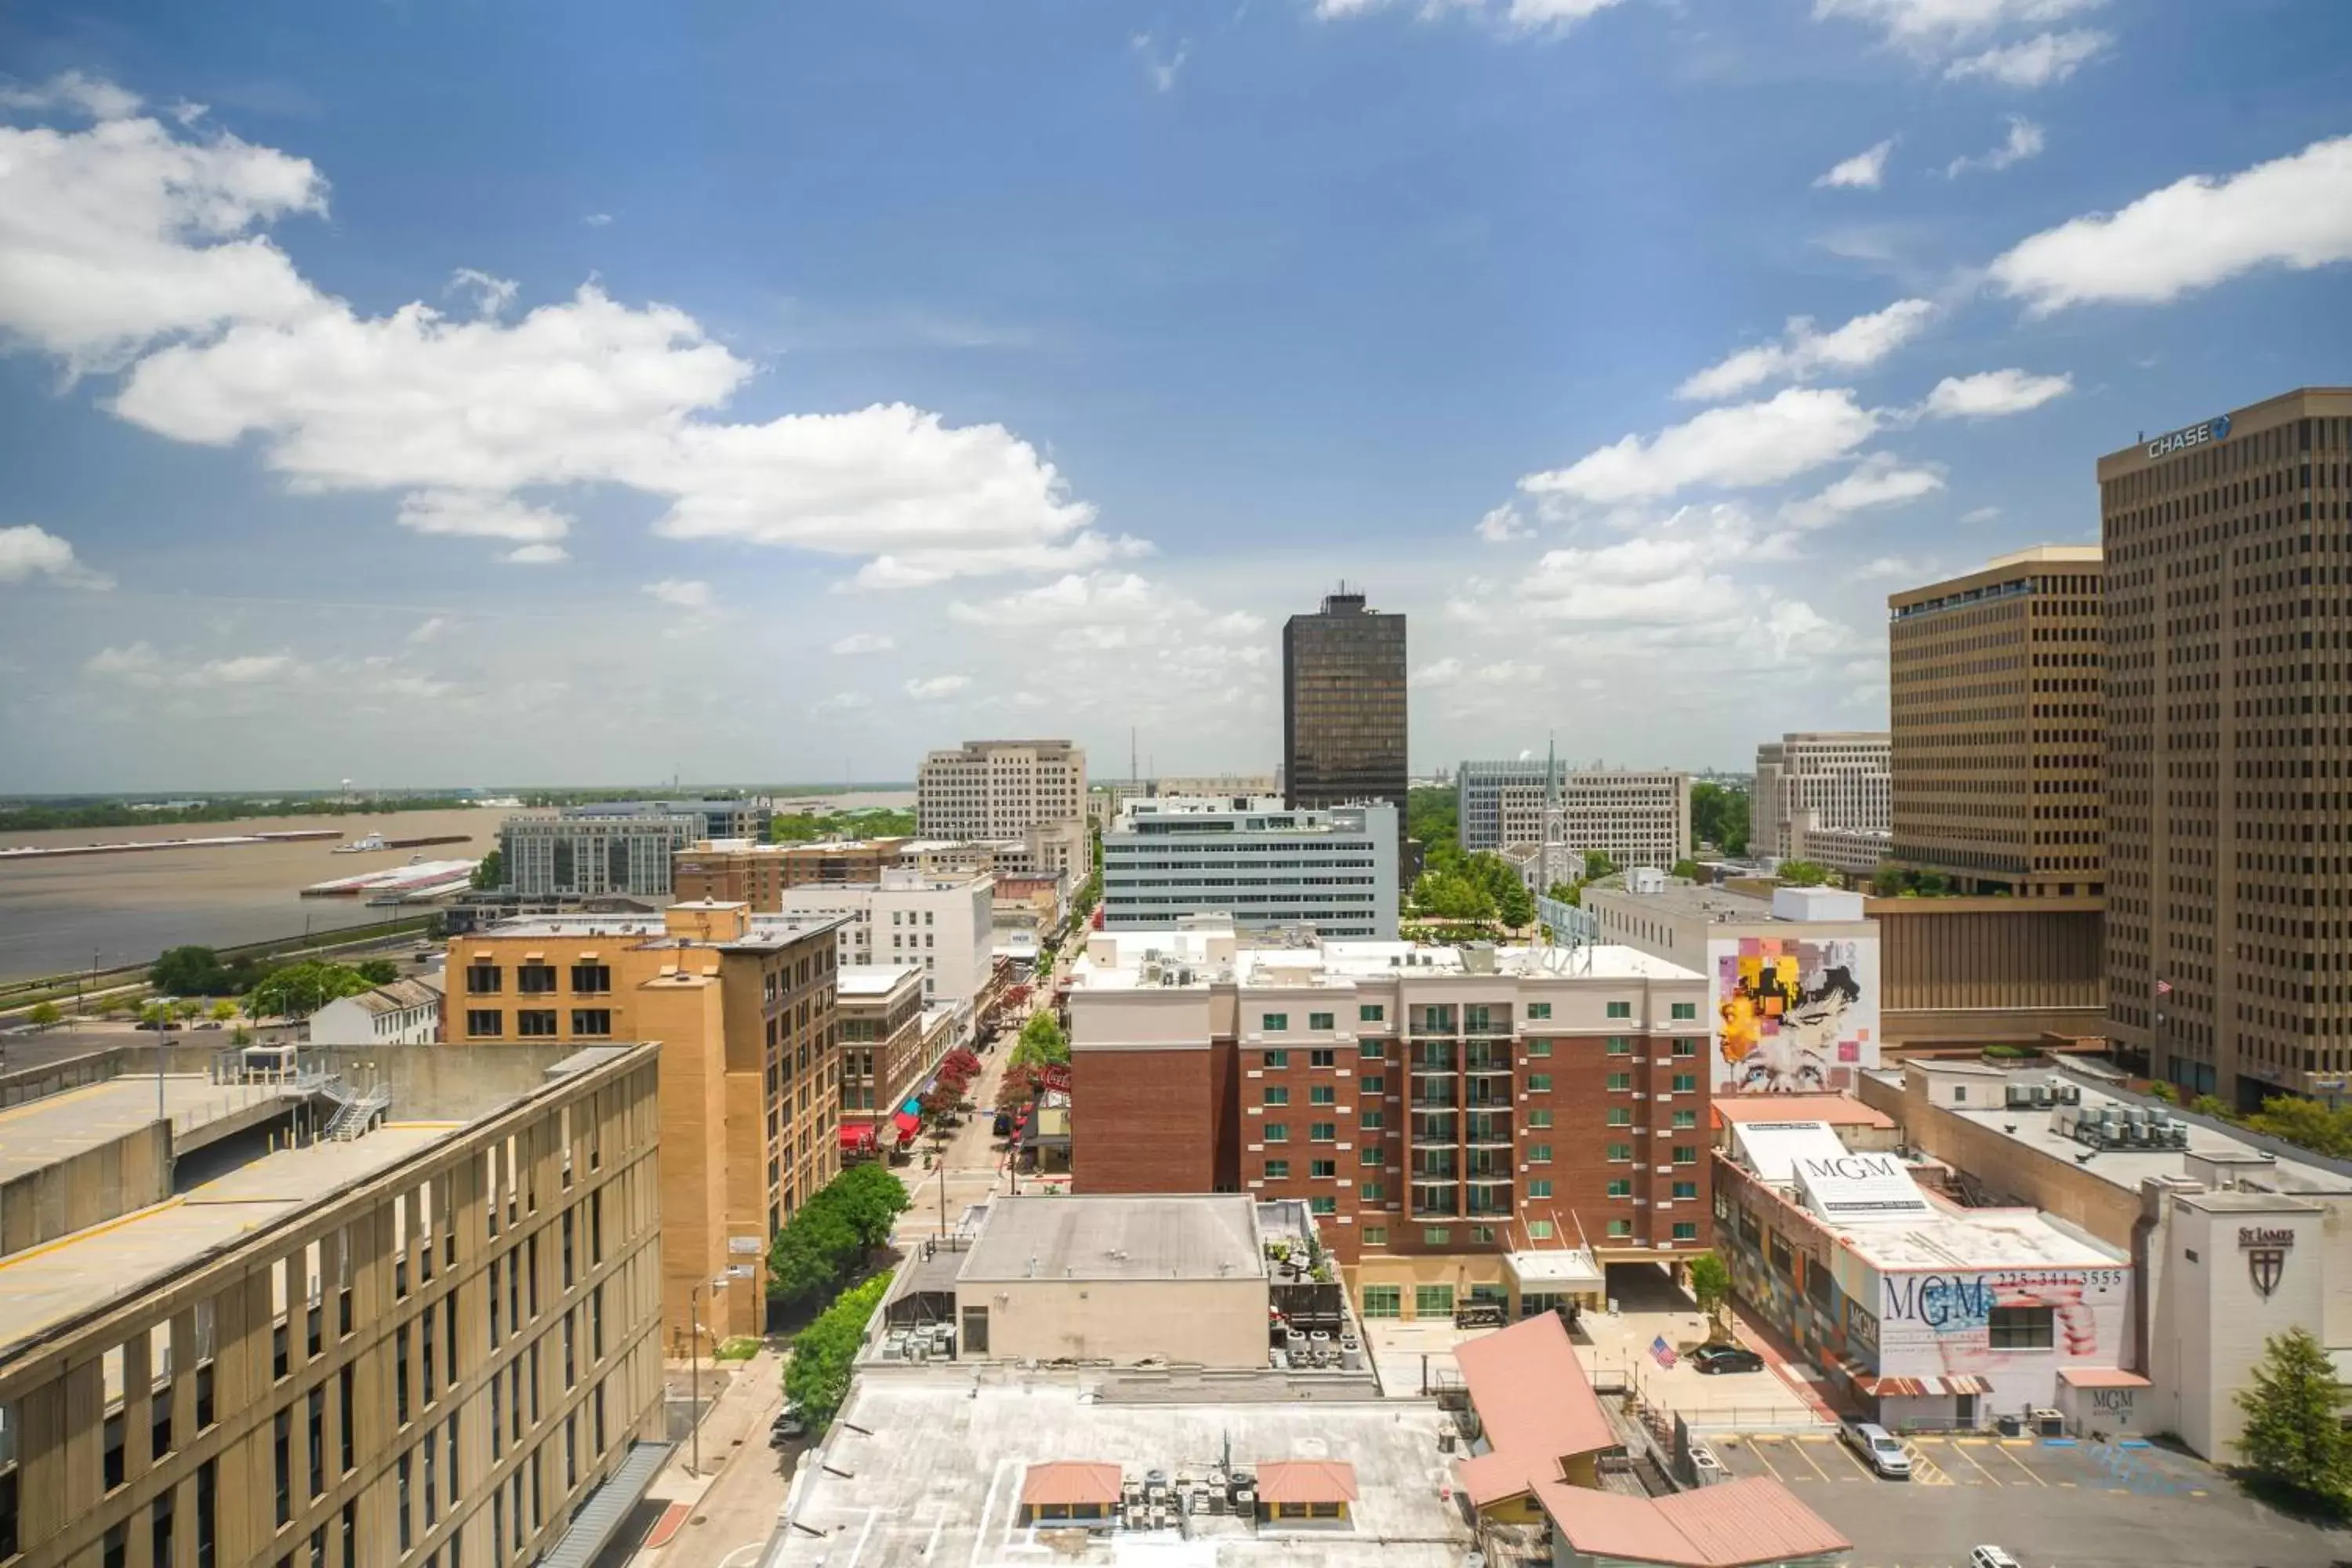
[1719,937,1867,1093]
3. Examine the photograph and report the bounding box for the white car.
[1968,1550,2021,1568]
[1840,1420,1912,1479]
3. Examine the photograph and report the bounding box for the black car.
[1691,1344,1766,1375]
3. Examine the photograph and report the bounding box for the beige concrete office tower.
[0,1044,665,1568]
[917,740,1087,840]
[1752,732,1892,859]
[2100,388,2352,1107]
[1888,546,2105,898]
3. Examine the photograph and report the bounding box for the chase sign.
[2147,414,2231,461]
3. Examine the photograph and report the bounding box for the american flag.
[1650,1334,1679,1370]
[2155,978,2173,996]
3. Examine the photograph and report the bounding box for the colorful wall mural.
[1710,933,1880,1094]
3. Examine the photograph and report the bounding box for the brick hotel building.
[1065,920,1712,1322]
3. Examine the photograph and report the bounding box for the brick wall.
[1073,1047,1219,1192]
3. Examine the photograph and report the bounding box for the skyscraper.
[1752,732,1891,860]
[1283,589,1407,874]
[2100,387,2352,1107]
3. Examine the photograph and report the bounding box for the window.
[1359,1145,1385,1167]
[516,964,557,995]
[1359,1074,1385,1094]
[1361,1284,1401,1316]
[1414,1284,1455,1316]
[1310,1159,1337,1178]
[1671,1109,1697,1130]
[1359,1181,1384,1201]
[1526,1038,1551,1057]
[1309,1012,1334,1030]
[517,1010,558,1037]
[1606,1071,1632,1091]
[466,1010,503,1039]
[1606,1001,1632,1019]
[1263,1123,1289,1142]
[1261,1012,1289,1032]
[570,1009,612,1037]
[1606,1036,1631,1055]
[1263,1086,1290,1106]
[1606,1142,1634,1162]
[1361,1225,1388,1246]
[1527,1142,1552,1163]
[1359,1004,1385,1023]
[1606,1219,1632,1238]
[1526,1002,1552,1020]
[1606,1107,1632,1127]
[1606,1178,1633,1198]
[464,964,501,995]
[1526,1073,1552,1093]
[1671,1037,1696,1058]
[1263,1048,1289,1068]
[1265,1160,1290,1179]
[1309,1122,1337,1142]
[1526,1109,1553,1128]
[1308,1085,1335,1105]
[1671,1221,1699,1241]
[1309,1048,1336,1068]
[569,964,610,994]
[1671,1073,1697,1093]
[1423,1227,1450,1247]
[1671,1145,1697,1165]
[1672,1181,1697,1200]
[1526,1220,1554,1240]
[1308,1196,1337,1215]
[1671,1001,1697,1020]
[1527,1178,1552,1199]
[1360,1107,1384,1130]
[1988,1306,2055,1349]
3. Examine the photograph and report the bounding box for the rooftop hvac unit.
[2005,1084,2035,1109]
[2056,1083,2082,1105]
[2031,1083,2053,1108]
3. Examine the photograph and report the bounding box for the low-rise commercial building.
[308,976,443,1046]
[777,868,994,1033]
[0,1044,666,1568]
[1066,920,1712,1319]
[449,902,845,1341]
[837,964,931,1153]
[670,837,913,906]
[1103,797,1398,938]
[1583,877,1880,1096]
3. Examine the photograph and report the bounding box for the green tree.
[1670,858,1702,881]
[767,1201,863,1311]
[138,1001,173,1031]
[1011,1011,1069,1070]
[1690,782,1749,855]
[2248,1095,2352,1159]
[27,1000,62,1032]
[829,1163,913,1249]
[1686,1250,1734,1341]
[209,999,240,1025]
[1412,870,1494,922]
[1582,850,1617,882]
[354,959,400,986]
[470,848,504,891]
[246,960,374,1019]
[1405,786,1459,858]
[150,945,232,996]
[2189,1094,2230,1120]
[1777,859,1835,888]
[783,1273,891,1432]
[2237,1327,2352,1505]
[1870,863,1907,897]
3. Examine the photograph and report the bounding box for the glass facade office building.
[1283,591,1407,877]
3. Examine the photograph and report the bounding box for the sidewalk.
[611,1346,793,1568]
[1730,1305,1846,1421]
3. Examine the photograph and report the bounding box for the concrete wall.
[1870,898,2103,1047]
[0,1121,170,1258]
[0,1048,126,1109]
[956,1276,1267,1367]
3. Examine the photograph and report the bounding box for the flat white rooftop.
[1958,1090,2352,1196]
[1840,1201,2125,1273]
[1070,935,1702,992]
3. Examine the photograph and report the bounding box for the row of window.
[467,1011,610,1039]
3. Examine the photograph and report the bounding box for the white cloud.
[582,212,613,227]
[1676,298,1933,401]
[1521,387,1880,506]
[1812,0,2106,49]
[499,543,568,565]
[0,104,325,368]
[829,632,895,655]
[1475,503,1533,543]
[1989,135,2352,313]
[406,615,450,644]
[445,268,518,319]
[0,91,1119,588]
[1847,554,1933,583]
[0,71,143,122]
[1131,33,1189,93]
[396,490,571,543]
[812,691,869,715]
[86,641,304,688]
[1960,504,2002,524]
[1312,0,1628,30]
[904,674,971,701]
[1414,656,1542,688]
[0,523,112,589]
[1920,368,2072,418]
[1944,29,2108,85]
[1946,116,2045,177]
[1816,139,1895,191]
[644,578,714,612]
[1777,452,1944,529]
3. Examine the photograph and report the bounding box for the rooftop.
[0,1075,308,1185]
[1069,929,1704,993]
[1953,1081,2352,1196]
[339,978,442,1015]
[1711,1094,1893,1131]
[774,1378,1470,1568]
[957,1194,1263,1283]
[837,964,920,997]
[1584,880,1870,927]
[1453,1313,1617,1506]
[1533,1476,1849,1568]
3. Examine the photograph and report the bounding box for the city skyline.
[2,2,2351,791]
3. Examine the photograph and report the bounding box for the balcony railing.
[1411,1184,1460,1218]
[1413,1155,1460,1181]
[1465,1153,1512,1181]
[1411,1047,1458,1073]
[1465,1193,1514,1218]
[1464,1044,1513,1073]
[1465,1115,1511,1147]
[1410,1014,1457,1037]
[1464,1086,1511,1112]
[1410,1083,1457,1109]
[1410,1112,1457,1145]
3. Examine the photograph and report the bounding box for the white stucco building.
[306,976,443,1046]
[775,869,994,1036]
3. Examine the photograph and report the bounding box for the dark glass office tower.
[1283,590,1408,877]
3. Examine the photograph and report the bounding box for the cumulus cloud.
[0,89,1122,586]
[829,632,895,655]
[1920,368,2072,418]
[0,70,143,122]
[1816,139,1895,190]
[1475,503,1533,543]
[904,674,972,701]
[1676,299,1933,401]
[1813,0,2106,50]
[644,578,714,612]
[499,543,568,565]
[406,615,450,644]
[1989,135,2352,313]
[1946,116,2045,177]
[1847,554,1934,583]
[396,490,571,543]
[1414,656,1542,688]
[1944,29,2108,85]
[1313,0,1629,27]
[1522,387,1880,507]
[86,642,304,688]
[0,523,113,589]
[1777,452,1945,529]
[1131,33,1189,93]
[444,267,518,319]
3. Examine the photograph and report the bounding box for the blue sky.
[2,0,2350,790]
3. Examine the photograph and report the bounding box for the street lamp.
[688,1276,731,1476]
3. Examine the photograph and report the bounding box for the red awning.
[838,1123,878,1152]
[892,1107,922,1137]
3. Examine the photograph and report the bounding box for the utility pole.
[689,1283,702,1475]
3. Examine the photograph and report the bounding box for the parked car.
[1452,1302,1506,1330]
[1840,1420,1912,1479]
[1690,1344,1765,1375]
[1967,1549,2020,1568]
[770,1407,807,1445]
